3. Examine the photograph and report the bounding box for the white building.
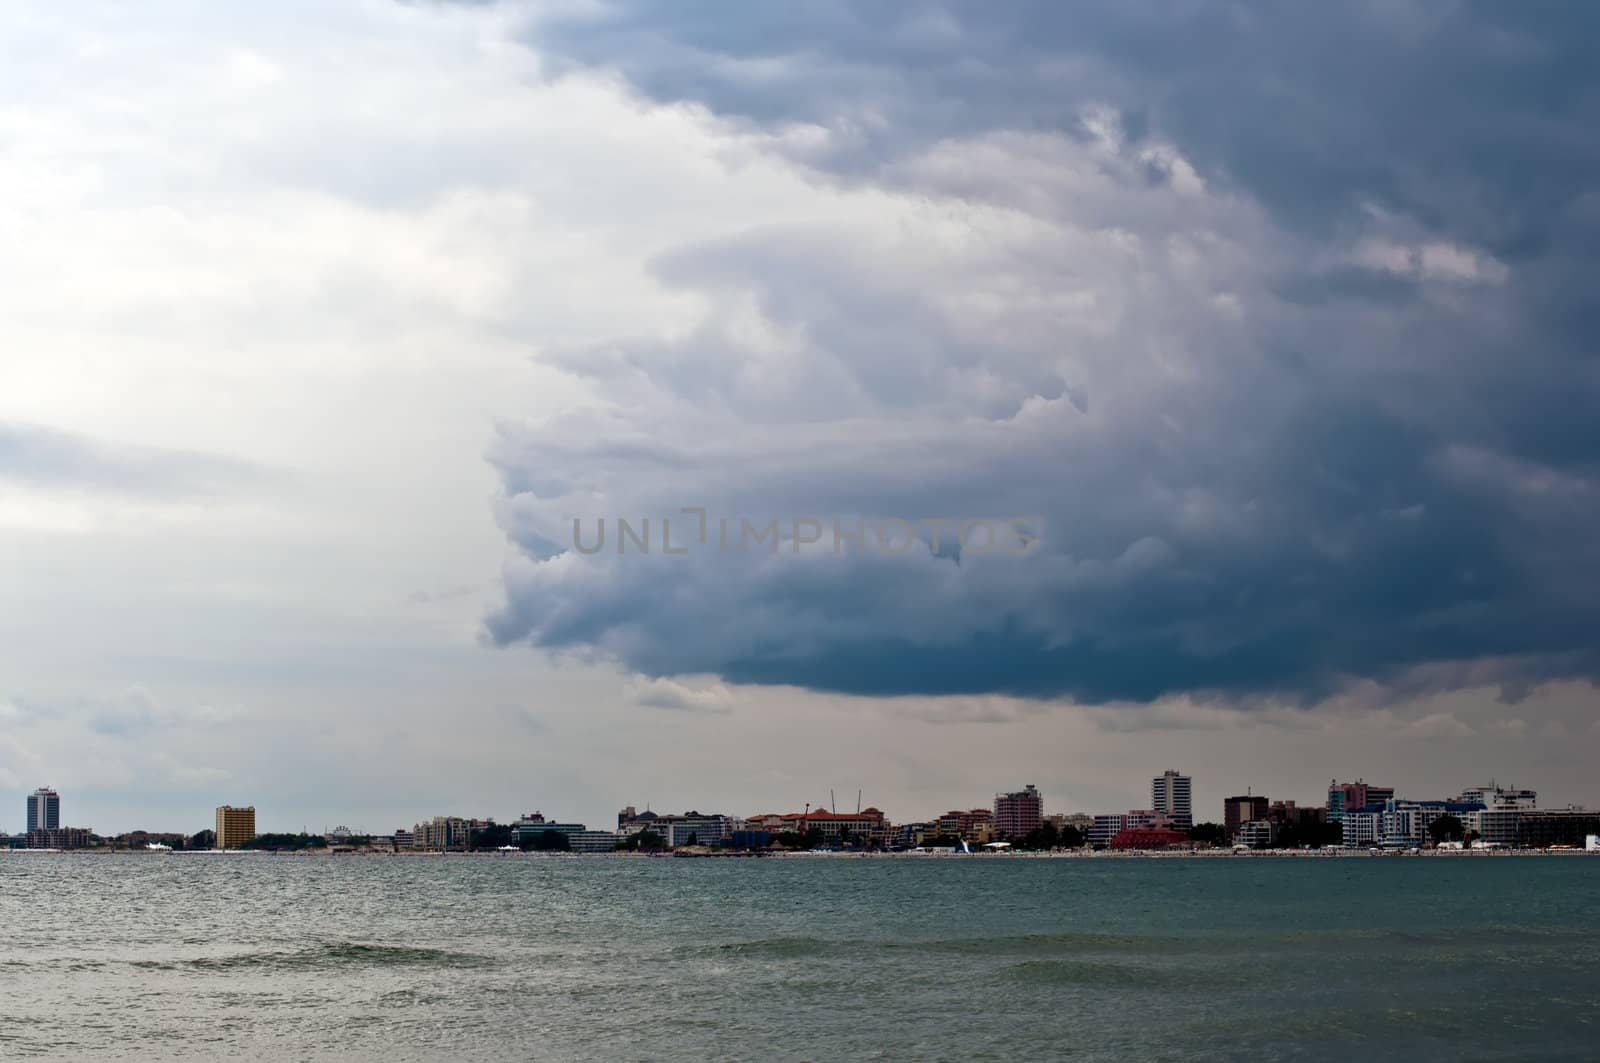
[1344,800,1485,848]
[1236,820,1274,848]
[617,811,734,847]
[1151,771,1193,829]
[1089,810,1169,846]
[567,831,623,853]
[1456,785,1536,810]
[26,787,60,833]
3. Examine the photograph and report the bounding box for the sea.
[2,853,1596,1061]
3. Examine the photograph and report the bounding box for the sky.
[2,1,1598,836]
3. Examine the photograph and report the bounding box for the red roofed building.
[936,808,995,841]
[745,805,889,847]
[1109,827,1190,851]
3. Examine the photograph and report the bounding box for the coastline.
[5,847,1595,858]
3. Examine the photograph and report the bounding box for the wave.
[132,941,492,972]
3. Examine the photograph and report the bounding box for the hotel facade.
[214,805,257,850]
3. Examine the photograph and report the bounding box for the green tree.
[1188,823,1228,847]
[1274,819,1343,849]
[1019,823,1060,850]
[241,833,327,851]
[470,823,515,850]
[616,830,665,851]
[1428,815,1465,845]
[533,829,571,851]
[771,828,824,850]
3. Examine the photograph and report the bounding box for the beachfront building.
[935,809,995,841]
[412,815,479,851]
[1267,801,1324,828]
[1514,808,1600,848]
[1342,799,1485,848]
[567,831,625,853]
[510,813,584,845]
[1326,780,1395,823]
[1088,810,1169,847]
[27,787,61,833]
[1223,795,1269,842]
[1236,820,1275,848]
[214,805,256,850]
[994,785,1044,838]
[26,827,91,849]
[616,809,734,847]
[1110,827,1189,851]
[1089,813,1127,847]
[1456,786,1538,847]
[1060,813,1094,834]
[1465,803,1600,849]
[1456,785,1537,810]
[746,806,891,847]
[1151,771,1193,829]
[890,822,935,848]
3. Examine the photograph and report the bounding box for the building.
[617,809,734,847]
[1452,786,1539,847]
[392,828,414,849]
[214,805,257,850]
[1326,780,1395,823]
[1223,794,1269,841]
[26,826,91,850]
[27,787,60,833]
[935,809,995,841]
[1151,771,1193,828]
[890,822,934,848]
[1267,801,1324,827]
[1342,799,1484,848]
[745,806,891,847]
[412,816,480,851]
[994,785,1043,838]
[1235,820,1275,848]
[568,831,624,853]
[1511,807,1600,849]
[938,809,994,841]
[1088,810,1168,846]
[729,830,773,850]
[1455,784,1536,810]
[510,813,592,848]
[1089,813,1127,846]
[1110,827,1189,851]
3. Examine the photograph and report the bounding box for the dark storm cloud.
[483,2,1600,705]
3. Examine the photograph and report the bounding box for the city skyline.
[1,767,1565,842]
[3,3,1599,837]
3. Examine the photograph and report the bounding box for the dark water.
[3,853,1597,1061]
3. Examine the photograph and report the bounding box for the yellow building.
[215,805,257,850]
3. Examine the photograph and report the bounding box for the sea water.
[2,854,1596,1061]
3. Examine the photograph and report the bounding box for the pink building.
[994,784,1043,838]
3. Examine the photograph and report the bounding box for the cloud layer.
[486,2,1600,705]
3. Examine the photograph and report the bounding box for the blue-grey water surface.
[3,853,1597,1061]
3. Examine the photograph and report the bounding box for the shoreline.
[5,847,1596,859]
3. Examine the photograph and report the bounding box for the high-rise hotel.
[1151,770,1193,828]
[27,787,60,833]
[994,784,1044,838]
[215,805,257,850]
